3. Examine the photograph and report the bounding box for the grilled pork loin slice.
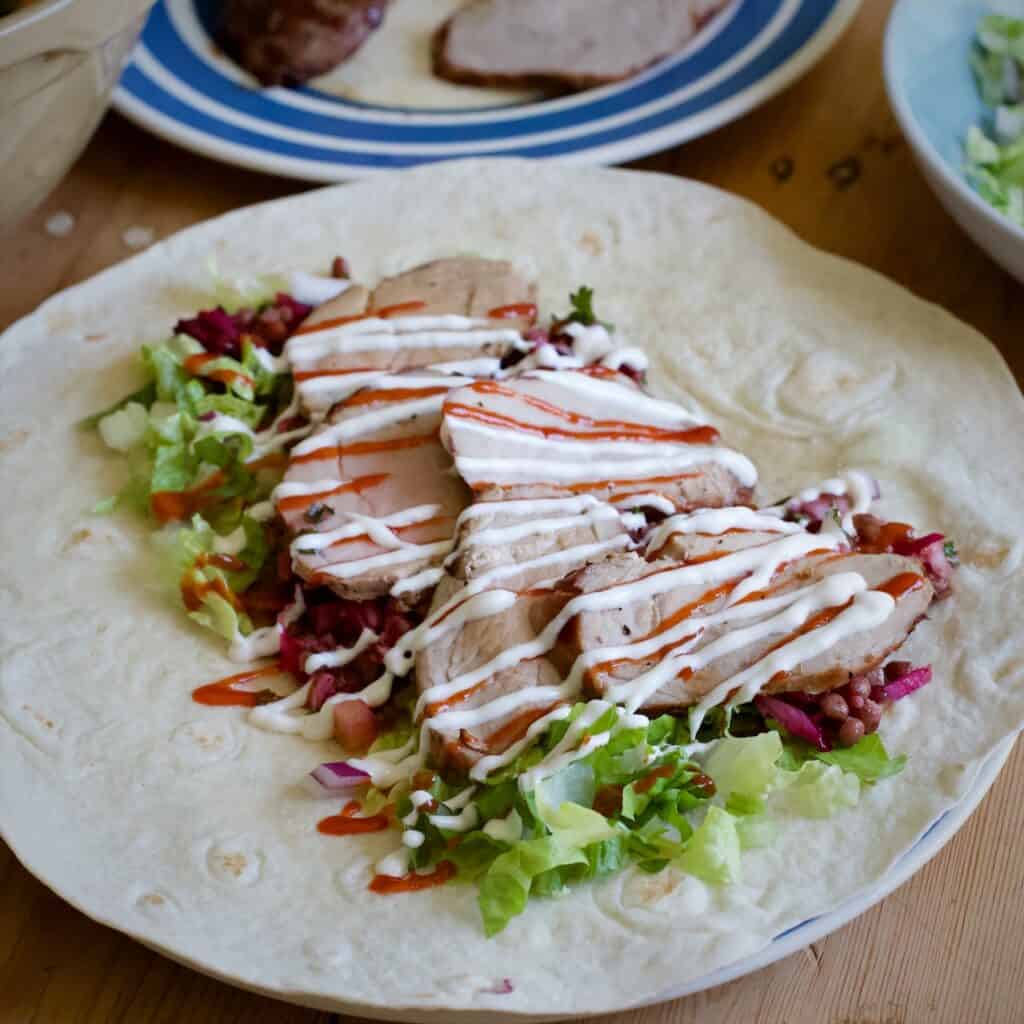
[558,549,934,713]
[285,258,535,411]
[277,371,472,604]
[446,495,634,589]
[440,369,757,512]
[416,585,570,772]
[218,0,388,87]
[434,0,730,92]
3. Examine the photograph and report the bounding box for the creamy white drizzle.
[285,315,527,363]
[303,626,378,674]
[289,271,351,307]
[428,356,503,377]
[227,586,305,664]
[315,540,454,582]
[454,447,758,489]
[291,504,443,558]
[612,492,676,516]
[645,506,803,554]
[291,393,446,457]
[391,566,445,598]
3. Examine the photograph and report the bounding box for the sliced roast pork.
[558,547,934,713]
[276,371,472,604]
[440,369,757,512]
[434,0,731,92]
[285,258,536,414]
[416,505,935,769]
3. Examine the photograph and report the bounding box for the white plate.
[112,0,862,180]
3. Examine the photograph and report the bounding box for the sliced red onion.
[880,665,933,702]
[755,695,831,751]
[307,760,370,796]
[197,410,217,422]
[481,978,514,995]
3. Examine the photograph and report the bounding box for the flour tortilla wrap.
[1,161,1022,1020]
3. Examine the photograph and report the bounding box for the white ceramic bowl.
[0,0,154,229]
[884,0,1024,283]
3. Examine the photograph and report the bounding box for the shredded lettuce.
[778,761,860,818]
[967,15,1024,226]
[677,806,741,885]
[704,731,782,803]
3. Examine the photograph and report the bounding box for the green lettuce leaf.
[677,806,741,885]
[779,761,860,819]
[704,731,782,802]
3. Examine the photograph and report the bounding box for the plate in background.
[112,0,862,181]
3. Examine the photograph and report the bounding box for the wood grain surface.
[2,2,1022,1022]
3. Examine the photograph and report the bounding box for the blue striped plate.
[113,0,862,181]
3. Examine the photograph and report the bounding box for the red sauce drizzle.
[858,521,915,553]
[317,800,391,836]
[183,352,254,389]
[344,385,451,408]
[294,300,427,335]
[369,860,456,895]
[275,472,388,513]
[876,572,925,600]
[487,302,538,321]
[291,432,438,465]
[192,664,281,707]
[446,381,719,445]
[150,454,285,524]
[452,702,561,755]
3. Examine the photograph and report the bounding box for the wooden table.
[2,2,1022,1021]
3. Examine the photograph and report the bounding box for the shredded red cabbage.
[880,665,933,702]
[755,694,831,751]
[174,292,312,359]
[279,591,418,710]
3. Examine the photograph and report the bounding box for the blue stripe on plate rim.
[113,0,860,177]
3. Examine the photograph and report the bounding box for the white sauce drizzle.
[303,626,378,674]
[291,504,443,558]
[227,586,305,664]
[645,506,803,554]
[289,271,350,307]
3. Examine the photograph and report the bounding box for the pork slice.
[434,0,730,92]
[441,369,757,510]
[447,497,631,589]
[218,0,387,87]
[558,551,934,711]
[285,258,535,388]
[371,258,537,333]
[278,379,470,603]
[416,587,568,772]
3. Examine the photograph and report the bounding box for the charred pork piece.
[440,368,757,512]
[434,0,730,93]
[218,0,387,87]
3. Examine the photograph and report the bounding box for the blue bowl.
[885,0,1024,282]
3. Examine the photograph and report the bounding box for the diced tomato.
[333,700,378,754]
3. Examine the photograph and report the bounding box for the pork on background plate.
[434,0,732,92]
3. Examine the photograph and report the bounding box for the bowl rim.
[883,0,1024,246]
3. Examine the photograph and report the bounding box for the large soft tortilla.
[1,161,1023,1020]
